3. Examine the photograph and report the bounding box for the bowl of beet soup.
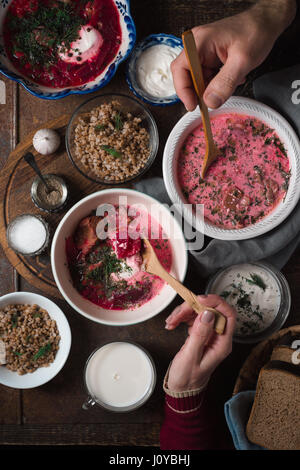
[51,189,188,326]
[163,96,300,241]
[0,0,136,99]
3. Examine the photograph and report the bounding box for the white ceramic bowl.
[0,292,71,389]
[51,189,188,326]
[163,96,300,240]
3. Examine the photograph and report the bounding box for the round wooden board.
[233,324,300,395]
[0,114,114,297]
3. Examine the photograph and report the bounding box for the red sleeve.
[160,389,229,450]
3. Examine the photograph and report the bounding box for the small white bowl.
[0,292,71,389]
[51,189,188,326]
[126,33,182,106]
[163,96,300,240]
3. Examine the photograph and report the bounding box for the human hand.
[171,0,296,111]
[165,294,236,392]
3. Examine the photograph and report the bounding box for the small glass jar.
[6,214,50,256]
[205,262,291,344]
[82,341,156,412]
[31,174,68,213]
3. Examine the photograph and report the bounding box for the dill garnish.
[86,246,131,285]
[114,112,123,131]
[33,342,52,361]
[245,273,267,291]
[7,3,83,67]
[100,145,122,159]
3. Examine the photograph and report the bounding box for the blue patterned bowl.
[126,33,183,106]
[0,0,136,100]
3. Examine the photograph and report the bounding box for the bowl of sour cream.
[126,33,183,106]
[206,262,291,343]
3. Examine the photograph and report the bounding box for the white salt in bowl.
[51,189,188,326]
[0,292,71,389]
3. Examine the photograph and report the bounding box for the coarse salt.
[8,215,48,254]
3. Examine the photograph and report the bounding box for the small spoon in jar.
[142,238,226,335]
[23,152,53,194]
[182,30,220,178]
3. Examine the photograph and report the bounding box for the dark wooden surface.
[0,0,300,447]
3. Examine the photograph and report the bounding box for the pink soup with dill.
[66,205,172,310]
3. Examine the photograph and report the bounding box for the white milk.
[85,342,154,408]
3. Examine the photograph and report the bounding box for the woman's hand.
[171,0,297,111]
[165,294,236,392]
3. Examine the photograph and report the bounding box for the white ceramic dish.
[0,292,71,389]
[163,96,300,240]
[51,189,188,326]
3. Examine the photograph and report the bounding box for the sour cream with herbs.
[208,263,281,336]
[136,44,178,98]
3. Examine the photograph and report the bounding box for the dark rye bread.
[246,361,300,450]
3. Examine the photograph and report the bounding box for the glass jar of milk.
[82,342,156,412]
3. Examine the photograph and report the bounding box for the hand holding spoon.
[142,238,226,335]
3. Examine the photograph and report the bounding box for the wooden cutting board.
[0,114,112,297]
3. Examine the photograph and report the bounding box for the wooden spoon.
[142,238,226,335]
[182,30,219,178]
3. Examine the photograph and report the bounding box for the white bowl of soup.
[51,189,187,325]
[163,96,300,240]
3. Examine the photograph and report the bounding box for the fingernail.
[204,92,223,109]
[201,310,215,324]
[198,294,208,299]
[165,306,181,324]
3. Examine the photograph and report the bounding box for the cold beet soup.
[66,205,172,310]
[178,113,291,229]
[3,0,122,88]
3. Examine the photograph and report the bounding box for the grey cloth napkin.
[134,65,300,277]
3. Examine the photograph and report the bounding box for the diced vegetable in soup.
[3,0,122,88]
[66,206,172,310]
[178,113,290,229]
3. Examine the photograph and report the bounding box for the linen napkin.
[224,391,264,450]
[134,65,300,277]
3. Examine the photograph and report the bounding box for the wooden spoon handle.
[182,30,214,143]
[152,262,226,335]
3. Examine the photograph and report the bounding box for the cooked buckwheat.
[74,100,150,181]
[0,304,60,375]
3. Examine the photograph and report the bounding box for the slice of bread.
[246,360,300,450]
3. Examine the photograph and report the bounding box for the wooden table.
[1,0,300,448]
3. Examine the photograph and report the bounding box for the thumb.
[203,52,248,108]
[185,310,215,363]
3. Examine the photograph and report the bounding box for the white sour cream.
[85,342,154,408]
[59,25,103,64]
[209,264,281,336]
[136,45,178,98]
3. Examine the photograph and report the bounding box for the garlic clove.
[33,128,61,155]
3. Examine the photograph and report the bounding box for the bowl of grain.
[0,292,71,389]
[66,93,159,184]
